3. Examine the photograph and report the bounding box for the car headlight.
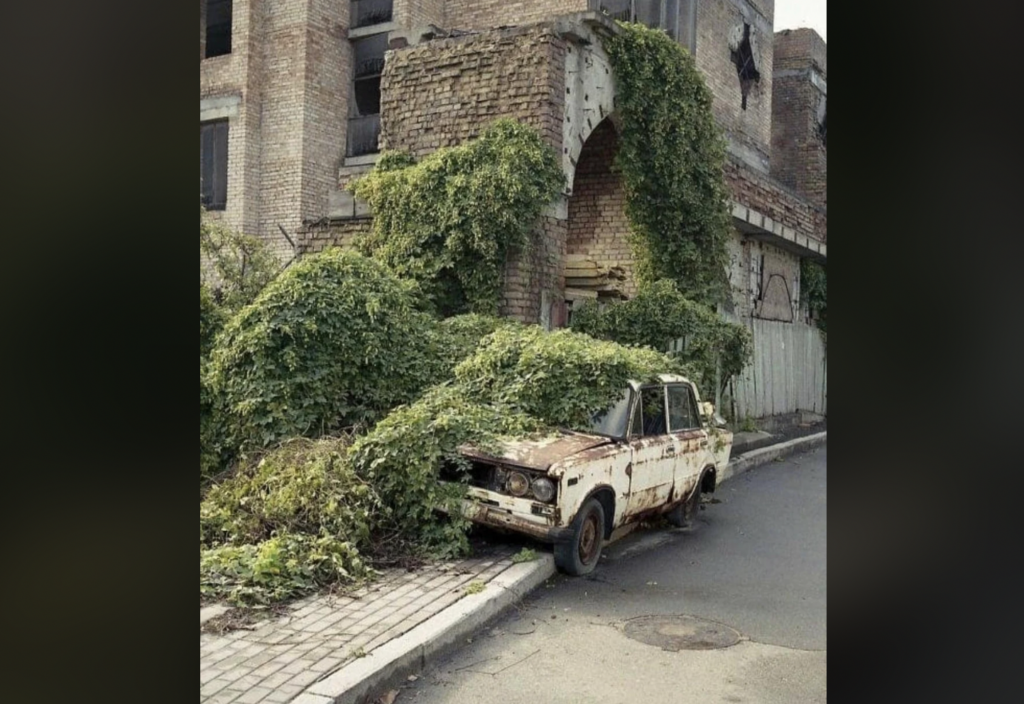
[531,477,556,503]
[506,471,530,497]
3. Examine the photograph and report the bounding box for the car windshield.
[588,389,633,438]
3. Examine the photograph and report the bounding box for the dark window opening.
[634,386,668,437]
[205,0,232,58]
[348,33,387,157]
[818,110,827,147]
[200,120,229,210]
[351,0,393,29]
[731,23,760,110]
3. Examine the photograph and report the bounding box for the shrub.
[604,23,733,306]
[207,249,448,453]
[201,284,227,480]
[200,209,282,312]
[200,437,376,604]
[349,119,564,316]
[570,280,752,401]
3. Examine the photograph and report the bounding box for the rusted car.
[446,374,733,575]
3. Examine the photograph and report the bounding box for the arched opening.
[563,118,634,325]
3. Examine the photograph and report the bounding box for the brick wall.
[379,22,569,323]
[724,155,825,243]
[770,28,826,210]
[397,0,446,28]
[444,0,587,30]
[565,119,636,297]
[694,0,774,173]
[379,23,566,156]
[297,219,374,254]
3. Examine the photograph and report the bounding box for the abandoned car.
[445,374,733,575]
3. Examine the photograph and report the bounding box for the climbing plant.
[801,258,827,344]
[348,119,564,316]
[604,22,733,307]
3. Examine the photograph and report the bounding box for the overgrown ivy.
[604,23,733,307]
[801,259,827,337]
[570,280,752,402]
[348,119,564,316]
[200,206,282,313]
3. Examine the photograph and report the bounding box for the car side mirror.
[701,401,728,429]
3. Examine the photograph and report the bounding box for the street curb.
[719,431,826,484]
[299,555,557,704]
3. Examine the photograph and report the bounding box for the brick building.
[200,0,827,415]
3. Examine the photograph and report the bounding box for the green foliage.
[200,437,376,605]
[207,249,448,454]
[349,119,564,316]
[801,259,827,335]
[454,326,678,430]
[201,284,228,480]
[570,280,752,400]
[511,547,539,563]
[604,23,733,306]
[200,207,282,312]
[464,581,485,595]
[437,313,519,364]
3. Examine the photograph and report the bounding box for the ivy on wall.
[801,258,827,344]
[604,22,733,307]
[349,119,564,316]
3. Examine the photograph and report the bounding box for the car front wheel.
[554,498,605,576]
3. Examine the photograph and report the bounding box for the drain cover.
[622,614,741,651]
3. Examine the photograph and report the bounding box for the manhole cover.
[622,614,741,651]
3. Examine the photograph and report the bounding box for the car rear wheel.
[554,498,605,576]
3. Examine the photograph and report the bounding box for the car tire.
[554,498,605,576]
[667,483,702,528]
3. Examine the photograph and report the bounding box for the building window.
[351,0,393,29]
[205,0,232,58]
[348,33,387,157]
[200,120,229,210]
[731,22,760,110]
[592,1,684,42]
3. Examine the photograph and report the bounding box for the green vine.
[801,259,827,337]
[604,23,733,307]
[349,119,564,316]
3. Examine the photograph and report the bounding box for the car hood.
[460,431,613,472]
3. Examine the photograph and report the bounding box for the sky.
[773,0,826,41]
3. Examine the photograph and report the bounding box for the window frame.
[666,383,701,433]
[200,119,229,211]
[204,0,233,59]
[629,384,670,439]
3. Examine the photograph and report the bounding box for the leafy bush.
[604,23,732,306]
[207,249,449,453]
[437,313,519,363]
[801,259,827,335]
[349,119,564,316]
[201,284,227,480]
[200,207,282,312]
[200,437,376,604]
[454,325,680,429]
[570,280,752,399]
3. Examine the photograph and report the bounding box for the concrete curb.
[719,431,827,484]
[296,555,557,704]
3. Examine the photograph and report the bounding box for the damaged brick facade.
[198,0,825,332]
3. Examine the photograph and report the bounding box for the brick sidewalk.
[200,546,518,704]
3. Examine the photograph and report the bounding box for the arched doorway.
[563,118,634,324]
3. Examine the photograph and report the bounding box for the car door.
[624,384,679,518]
[666,383,708,504]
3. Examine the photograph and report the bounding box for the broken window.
[205,0,232,58]
[817,101,827,147]
[351,0,393,29]
[200,120,229,210]
[348,33,387,156]
[731,23,760,110]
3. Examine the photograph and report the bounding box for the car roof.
[627,373,691,391]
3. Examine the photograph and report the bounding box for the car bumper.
[457,487,573,544]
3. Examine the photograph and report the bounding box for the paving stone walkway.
[200,546,517,704]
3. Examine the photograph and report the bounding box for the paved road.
[396,445,826,704]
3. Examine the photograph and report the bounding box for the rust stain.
[462,431,611,471]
